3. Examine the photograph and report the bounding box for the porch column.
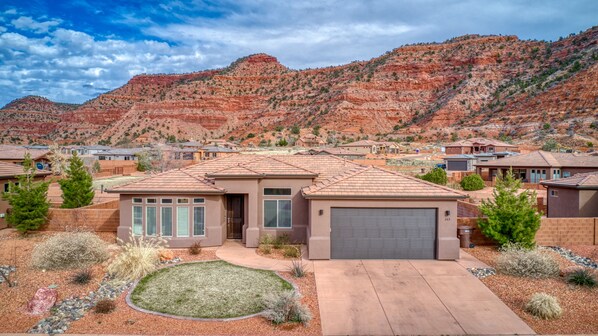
[245,192,260,248]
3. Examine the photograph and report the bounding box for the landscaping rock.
[467,267,496,279]
[545,246,598,269]
[560,265,586,277]
[158,249,174,262]
[0,265,16,284]
[27,288,58,315]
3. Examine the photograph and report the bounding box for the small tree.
[478,170,541,248]
[136,151,152,172]
[418,168,447,185]
[2,153,51,233]
[59,152,95,208]
[276,138,288,147]
[541,139,558,151]
[460,174,485,191]
[47,143,68,176]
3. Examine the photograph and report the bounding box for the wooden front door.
[226,195,244,239]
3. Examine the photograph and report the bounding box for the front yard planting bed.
[468,246,598,334]
[130,260,292,319]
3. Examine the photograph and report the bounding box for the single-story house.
[108,155,466,260]
[295,134,326,148]
[199,146,239,160]
[444,152,518,171]
[475,151,598,182]
[0,162,51,228]
[444,138,518,155]
[0,146,51,170]
[94,148,145,161]
[540,171,598,218]
[338,140,400,154]
[295,148,367,160]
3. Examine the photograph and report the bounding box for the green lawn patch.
[130,260,293,319]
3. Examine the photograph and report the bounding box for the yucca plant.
[567,269,597,287]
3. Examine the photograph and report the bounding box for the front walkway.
[215,240,314,272]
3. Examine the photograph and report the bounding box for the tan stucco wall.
[306,199,459,260]
[118,194,225,248]
[579,190,598,217]
[546,187,581,218]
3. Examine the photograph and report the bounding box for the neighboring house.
[444,152,518,171]
[65,145,112,156]
[108,155,466,260]
[0,162,51,228]
[541,171,598,218]
[200,146,239,160]
[205,139,238,150]
[295,134,326,148]
[0,146,51,170]
[338,140,400,154]
[475,151,598,182]
[444,138,518,155]
[178,141,205,150]
[94,148,144,161]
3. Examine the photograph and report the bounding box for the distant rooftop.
[541,171,598,189]
[476,151,598,168]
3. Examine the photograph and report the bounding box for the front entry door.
[226,195,244,239]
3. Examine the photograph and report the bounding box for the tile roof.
[0,162,51,179]
[0,147,50,160]
[444,137,517,148]
[317,148,367,156]
[92,148,145,156]
[338,140,380,147]
[302,166,466,199]
[108,170,225,194]
[540,171,598,189]
[476,151,598,168]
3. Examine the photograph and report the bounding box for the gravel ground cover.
[468,246,598,334]
[130,261,293,319]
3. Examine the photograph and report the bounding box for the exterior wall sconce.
[445,210,451,216]
[319,209,324,216]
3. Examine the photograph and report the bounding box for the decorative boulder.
[27,287,58,314]
[560,265,585,277]
[159,249,174,262]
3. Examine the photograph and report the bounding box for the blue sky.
[0,0,596,107]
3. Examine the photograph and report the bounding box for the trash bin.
[457,226,473,248]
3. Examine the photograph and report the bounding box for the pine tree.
[478,170,541,248]
[59,152,95,208]
[2,153,51,233]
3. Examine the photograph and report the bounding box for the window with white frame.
[133,206,143,235]
[193,207,205,236]
[550,190,558,197]
[132,197,143,204]
[161,207,173,236]
[161,198,173,204]
[146,207,157,235]
[264,188,292,196]
[177,207,190,237]
[264,200,291,228]
[193,198,205,204]
[146,198,157,204]
[177,198,189,204]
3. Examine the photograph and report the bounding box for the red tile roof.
[444,137,517,148]
[540,171,598,189]
[476,151,598,168]
[108,169,225,194]
[0,162,51,179]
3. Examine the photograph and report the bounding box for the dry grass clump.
[262,290,311,325]
[496,244,559,278]
[94,299,116,314]
[524,293,562,319]
[258,244,272,255]
[31,232,109,270]
[188,241,202,255]
[107,234,167,281]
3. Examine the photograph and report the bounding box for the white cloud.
[4,9,18,15]
[11,16,61,34]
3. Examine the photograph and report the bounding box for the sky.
[0,1,596,107]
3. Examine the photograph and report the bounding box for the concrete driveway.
[314,260,534,335]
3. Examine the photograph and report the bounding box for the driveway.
[314,259,534,335]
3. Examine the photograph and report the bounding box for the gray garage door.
[447,160,468,171]
[330,208,437,259]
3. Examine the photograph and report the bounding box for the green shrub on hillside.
[460,174,485,191]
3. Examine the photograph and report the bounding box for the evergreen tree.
[2,153,51,233]
[59,152,95,208]
[478,170,541,248]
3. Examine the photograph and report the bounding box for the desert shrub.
[418,167,447,185]
[496,244,559,278]
[460,174,485,191]
[273,234,291,249]
[262,290,311,325]
[188,241,202,255]
[289,260,307,278]
[259,234,275,245]
[71,269,93,285]
[478,170,541,248]
[567,269,597,287]
[31,232,109,270]
[283,246,300,258]
[524,293,562,319]
[94,299,116,314]
[259,244,272,254]
[107,234,167,281]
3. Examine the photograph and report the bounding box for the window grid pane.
[193,207,205,236]
[264,200,278,228]
[133,206,143,235]
[177,207,189,237]
[278,200,292,228]
[161,207,173,236]
[264,188,292,196]
[146,207,157,235]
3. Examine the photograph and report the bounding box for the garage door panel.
[331,208,436,259]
